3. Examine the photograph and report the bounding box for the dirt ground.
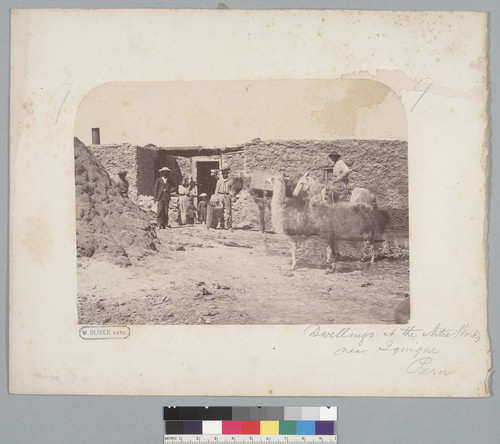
[77,224,409,325]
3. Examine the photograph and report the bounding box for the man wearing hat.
[153,167,176,229]
[215,168,232,229]
[325,151,351,204]
[117,170,129,198]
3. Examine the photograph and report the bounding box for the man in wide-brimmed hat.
[325,151,351,204]
[153,167,176,229]
[215,168,232,229]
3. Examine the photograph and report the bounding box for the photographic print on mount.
[74,80,409,325]
[10,9,489,397]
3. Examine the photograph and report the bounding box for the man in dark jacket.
[153,167,176,229]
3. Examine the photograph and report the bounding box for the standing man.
[189,180,198,209]
[153,167,175,229]
[209,170,219,196]
[215,168,232,229]
[117,170,129,198]
[325,151,351,204]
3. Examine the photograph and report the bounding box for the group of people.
[117,150,350,231]
[177,177,206,225]
[152,166,233,230]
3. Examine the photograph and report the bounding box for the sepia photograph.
[4,4,498,442]
[9,7,490,400]
[75,80,409,325]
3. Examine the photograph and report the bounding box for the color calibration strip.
[164,407,337,441]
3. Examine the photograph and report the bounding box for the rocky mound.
[231,189,272,230]
[74,138,158,266]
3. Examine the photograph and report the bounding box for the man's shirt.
[216,178,230,195]
[332,159,350,182]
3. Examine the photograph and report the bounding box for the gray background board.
[1,1,499,443]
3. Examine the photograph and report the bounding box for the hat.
[328,151,341,158]
[220,168,230,173]
[199,193,208,198]
[159,167,171,172]
[118,170,127,176]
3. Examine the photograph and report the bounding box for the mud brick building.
[84,138,409,231]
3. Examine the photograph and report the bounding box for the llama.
[269,173,383,270]
[293,171,377,209]
[293,171,381,263]
[268,174,315,269]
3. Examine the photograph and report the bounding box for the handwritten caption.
[303,323,480,376]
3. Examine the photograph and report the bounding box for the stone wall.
[175,156,192,182]
[88,143,138,199]
[243,139,408,206]
[86,139,408,232]
[173,151,245,184]
[88,144,184,198]
[242,139,408,231]
[157,151,184,187]
[221,151,245,176]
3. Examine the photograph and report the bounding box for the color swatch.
[164,407,336,436]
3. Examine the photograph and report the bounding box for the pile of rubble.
[74,138,158,266]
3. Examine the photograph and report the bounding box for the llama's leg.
[359,238,375,271]
[326,234,337,273]
[326,245,332,263]
[367,220,376,263]
[290,239,297,270]
[257,199,266,232]
[369,239,375,263]
[365,234,375,263]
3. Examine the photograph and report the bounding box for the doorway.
[196,161,220,196]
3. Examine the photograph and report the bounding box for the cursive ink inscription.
[335,347,368,356]
[304,324,375,346]
[423,323,481,343]
[379,340,439,359]
[302,323,482,377]
[406,357,455,376]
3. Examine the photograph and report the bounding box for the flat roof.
[143,145,244,157]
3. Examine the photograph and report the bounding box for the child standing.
[197,193,208,224]
[186,196,197,224]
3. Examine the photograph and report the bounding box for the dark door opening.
[197,161,220,196]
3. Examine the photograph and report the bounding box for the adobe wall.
[222,151,245,175]
[88,144,183,199]
[243,140,408,205]
[242,139,409,232]
[156,151,184,187]
[174,151,245,183]
[88,143,139,199]
[176,156,192,182]
[86,139,408,232]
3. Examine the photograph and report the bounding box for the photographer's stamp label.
[79,325,130,340]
